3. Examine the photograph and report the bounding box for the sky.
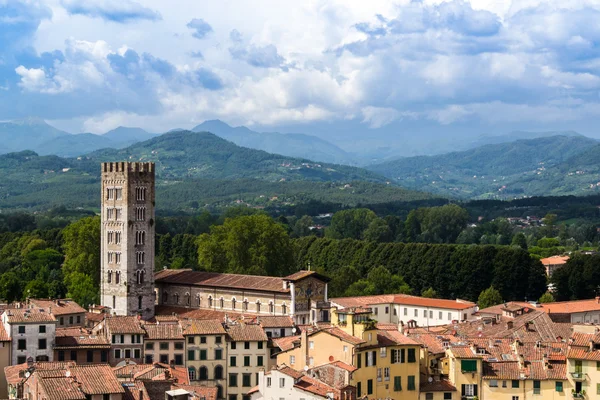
[2,0,600,147]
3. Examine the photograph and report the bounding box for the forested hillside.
[369,135,599,199]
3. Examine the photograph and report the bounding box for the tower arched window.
[220,297,224,309]
[174,293,180,304]
[138,296,143,310]
[256,301,261,313]
[208,296,213,308]
[282,303,287,315]
[107,270,112,284]
[136,270,144,285]
[269,302,274,314]
[214,365,223,380]
[216,385,223,399]
[115,271,120,284]
[196,294,201,307]
[231,298,236,310]
[243,299,249,311]
[185,292,190,306]
[163,292,168,304]
[188,367,196,381]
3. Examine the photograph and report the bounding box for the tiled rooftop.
[272,335,301,352]
[55,328,110,348]
[144,324,184,340]
[155,269,289,293]
[226,323,268,342]
[30,299,86,316]
[4,308,57,323]
[255,315,294,328]
[105,316,145,334]
[69,365,125,394]
[182,319,226,335]
[331,294,475,310]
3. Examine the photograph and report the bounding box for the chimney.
[300,329,309,367]
[506,321,514,330]
[589,340,594,352]
[596,296,600,304]
[398,321,405,334]
[518,354,525,368]
[543,354,549,370]
[170,359,175,369]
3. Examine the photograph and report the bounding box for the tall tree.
[326,208,377,240]
[477,286,503,309]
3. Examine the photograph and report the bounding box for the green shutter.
[367,379,373,395]
[461,360,477,372]
[357,353,361,368]
[200,350,207,360]
[401,348,405,363]
[408,375,416,391]
[394,376,402,391]
[555,382,563,392]
[187,350,195,361]
[357,382,361,397]
[408,348,416,363]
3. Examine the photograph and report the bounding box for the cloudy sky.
[2,0,600,145]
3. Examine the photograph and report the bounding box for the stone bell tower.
[100,162,155,319]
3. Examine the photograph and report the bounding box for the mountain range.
[368,135,600,199]
[0,130,429,211]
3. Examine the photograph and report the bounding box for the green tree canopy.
[538,292,555,303]
[421,287,438,298]
[477,286,503,309]
[197,214,293,276]
[325,208,377,240]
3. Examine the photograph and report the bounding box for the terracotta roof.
[409,333,461,354]
[4,308,57,323]
[123,381,151,400]
[272,335,301,352]
[154,305,245,321]
[30,299,86,316]
[317,326,365,345]
[482,361,520,380]
[155,269,289,293]
[70,365,125,394]
[278,365,305,379]
[4,364,26,385]
[420,379,457,392]
[0,321,11,341]
[284,270,331,282]
[376,323,398,331]
[106,316,145,334]
[182,319,226,335]
[39,376,86,400]
[377,330,420,346]
[144,324,184,340]
[172,384,217,400]
[226,323,268,342]
[540,298,600,314]
[331,294,475,310]
[86,312,105,324]
[325,360,357,372]
[256,315,294,328]
[294,374,342,399]
[449,346,481,359]
[113,363,155,378]
[540,255,569,265]
[477,302,531,316]
[55,328,110,348]
[567,347,600,361]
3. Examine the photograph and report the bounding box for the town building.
[143,323,185,365]
[155,269,331,325]
[330,294,477,327]
[183,319,227,399]
[2,308,56,365]
[54,327,110,364]
[225,322,269,400]
[541,255,570,277]
[29,298,86,328]
[100,162,156,319]
[92,315,145,366]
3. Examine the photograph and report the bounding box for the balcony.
[570,372,587,381]
[572,392,585,399]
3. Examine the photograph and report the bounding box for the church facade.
[99,162,330,325]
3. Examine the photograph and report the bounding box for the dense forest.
[2,195,600,308]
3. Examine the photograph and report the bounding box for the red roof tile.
[144,324,184,340]
[182,319,226,335]
[155,269,289,293]
[541,298,600,314]
[272,335,301,352]
[106,316,145,334]
[226,323,268,342]
[4,308,56,323]
[331,294,475,310]
[284,270,330,282]
[540,255,569,266]
[256,315,294,328]
[69,365,125,394]
[39,377,86,400]
[420,379,457,392]
[30,299,86,316]
[172,384,218,400]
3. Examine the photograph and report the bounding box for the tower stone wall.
[100,162,155,319]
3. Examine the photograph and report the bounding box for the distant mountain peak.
[12,116,48,126]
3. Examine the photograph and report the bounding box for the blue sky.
[2,0,600,145]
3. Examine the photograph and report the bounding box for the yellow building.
[183,319,227,399]
[446,346,482,399]
[143,323,185,365]
[567,328,600,399]
[353,329,421,400]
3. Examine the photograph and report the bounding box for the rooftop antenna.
[307,261,311,271]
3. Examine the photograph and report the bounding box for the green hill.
[0,132,432,211]
[368,135,600,199]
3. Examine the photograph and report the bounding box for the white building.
[330,294,477,327]
[2,308,57,365]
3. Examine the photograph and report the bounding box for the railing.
[572,393,585,399]
[570,371,586,381]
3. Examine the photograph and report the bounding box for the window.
[58,351,65,361]
[136,231,145,245]
[18,326,25,334]
[188,367,196,381]
[414,309,418,317]
[385,306,389,314]
[374,308,378,315]
[555,382,563,393]
[462,384,477,397]
[208,297,213,307]
[230,356,237,366]
[408,375,416,391]
[77,316,81,324]
[502,381,507,388]
[256,302,261,313]
[258,342,263,349]
[115,253,121,264]
[257,356,263,367]
[357,382,362,397]
[160,342,169,350]
[279,378,285,388]
[512,380,519,388]
[136,251,145,264]
[87,350,94,363]
[407,348,416,363]
[187,336,194,344]
[38,339,47,350]
[101,351,107,363]
[512,397,519,400]
[597,383,600,395]
[384,367,390,381]
[188,350,195,361]
[17,339,26,350]
[107,188,115,200]
[115,271,120,283]
[125,349,131,358]
[244,356,250,366]
[39,325,46,333]
[308,340,314,349]
[444,394,452,400]
[290,355,296,365]
[175,354,183,365]
[366,350,377,367]
[200,336,207,344]
[229,373,238,387]
[533,380,540,395]
[115,231,121,244]
[394,376,402,391]
[200,350,207,360]
[267,377,272,387]
[232,298,236,309]
[114,349,121,359]
[138,296,143,310]
[230,342,237,350]
[282,304,287,314]
[137,270,145,285]
[423,310,427,317]
[220,298,224,309]
[367,379,373,395]
[380,347,387,358]
[426,394,434,400]
[17,356,26,364]
[136,207,146,221]
[448,312,452,320]
[175,342,184,350]
[357,353,361,368]
[439,311,443,319]
[490,380,498,387]
[404,307,408,316]
[199,367,208,380]
[269,302,274,313]
[216,336,223,344]
[309,357,314,366]
[245,341,250,349]
[243,300,249,311]
[70,350,77,361]
[461,360,477,372]
[215,349,223,360]
[160,354,168,364]
[242,373,251,387]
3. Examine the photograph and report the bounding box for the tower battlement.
[101,162,155,174]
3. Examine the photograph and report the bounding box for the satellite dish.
[65,371,71,377]
[292,327,297,334]
[24,371,30,378]
[303,365,309,371]
[428,377,433,383]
